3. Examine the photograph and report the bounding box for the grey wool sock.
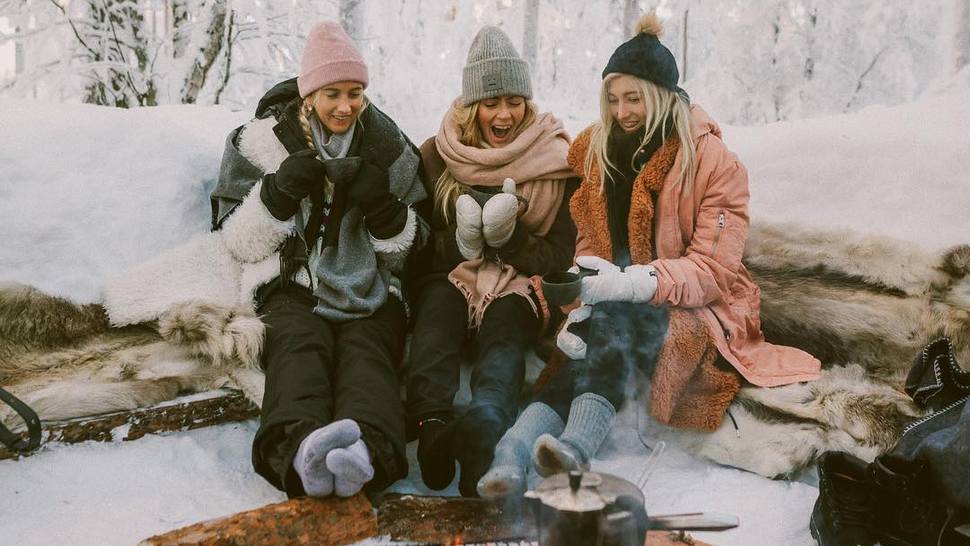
[477,402,564,498]
[292,419,361,497]
[532,393,615,476]
[326,438,374,498]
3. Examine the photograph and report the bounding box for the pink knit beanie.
[297,22,369,98]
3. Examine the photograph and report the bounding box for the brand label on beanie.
[482,73,503,93]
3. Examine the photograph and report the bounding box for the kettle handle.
[635,440,666,490]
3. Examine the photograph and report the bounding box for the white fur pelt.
[664,223,970,477]
[101,179,293,328]
[3,222,969,482]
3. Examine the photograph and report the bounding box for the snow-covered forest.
[2,2,970,545]
[2,0,969,125]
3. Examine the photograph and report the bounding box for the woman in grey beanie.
[405,25,580,496]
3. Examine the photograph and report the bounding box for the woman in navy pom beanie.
[478,12,820,498]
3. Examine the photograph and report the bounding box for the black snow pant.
[406,278,541,429]
[536,301,669,420]
[252,286,408,497]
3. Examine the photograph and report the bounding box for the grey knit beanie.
[462,26,532,106]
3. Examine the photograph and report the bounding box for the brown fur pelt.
[663,223,970,477]
[0,283,265,430]
[2,222,968,479]
[750,224,970,381]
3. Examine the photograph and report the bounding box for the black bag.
[894,337,970,510]
[866,337,970,545]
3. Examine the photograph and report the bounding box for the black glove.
[260,150,328,220]
[347,162,407,239]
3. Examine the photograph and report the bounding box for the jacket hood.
[688,104,720,141]
[255,78,300,119]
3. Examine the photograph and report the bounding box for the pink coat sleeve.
[650,135,750,308]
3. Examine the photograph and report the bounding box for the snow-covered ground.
[0,73,968,546]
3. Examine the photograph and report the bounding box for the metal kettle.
[524,470,738,546]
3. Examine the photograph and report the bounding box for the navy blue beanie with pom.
[602,13,686,99]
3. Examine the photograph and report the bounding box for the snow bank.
[730,88,970,251]
[0,100,247,303]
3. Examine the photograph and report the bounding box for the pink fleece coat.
[570,105,821,387]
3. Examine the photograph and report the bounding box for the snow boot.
[454,404,510,497]
[808,451,876,546]
[416,417,457,490]
[869,453,953,546]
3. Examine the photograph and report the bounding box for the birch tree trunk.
[83,0,157,107]
[171,0,190,59]
[523,0,540,72]
[953,0,970,73]
[622,0,639,37]
[340,0,366,39]
[179,0,229,104]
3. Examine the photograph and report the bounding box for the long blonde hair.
[583,74,695,197]
[298,89,370,150]
[433,99,537,224]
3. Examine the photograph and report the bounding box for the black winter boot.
[809,451,877,546]
[454,404,510,497]
[416,417,457,491]
[870,454,953,546]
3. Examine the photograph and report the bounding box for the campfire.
[141,470,733,545]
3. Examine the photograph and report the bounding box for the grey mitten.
[455,194,484,260]
[482,178,519,248]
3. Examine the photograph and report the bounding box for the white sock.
[326,438,374,497]
[292,419,361,497]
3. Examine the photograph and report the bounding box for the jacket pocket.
[710,211,726,257]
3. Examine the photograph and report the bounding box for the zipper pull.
[717,212,725,228]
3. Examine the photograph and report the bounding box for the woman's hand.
[482,178,519,248]
[577,255,657,304]
[347,162,407,239]
[260,150,327,220]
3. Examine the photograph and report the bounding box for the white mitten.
[482,178,519,248]
[578,256,658,304]
[624,264,659,302]
[455,194,484,260]
[575,255,621,275]
[557,304,592,360]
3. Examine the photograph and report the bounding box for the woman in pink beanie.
[208,21,432,499]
